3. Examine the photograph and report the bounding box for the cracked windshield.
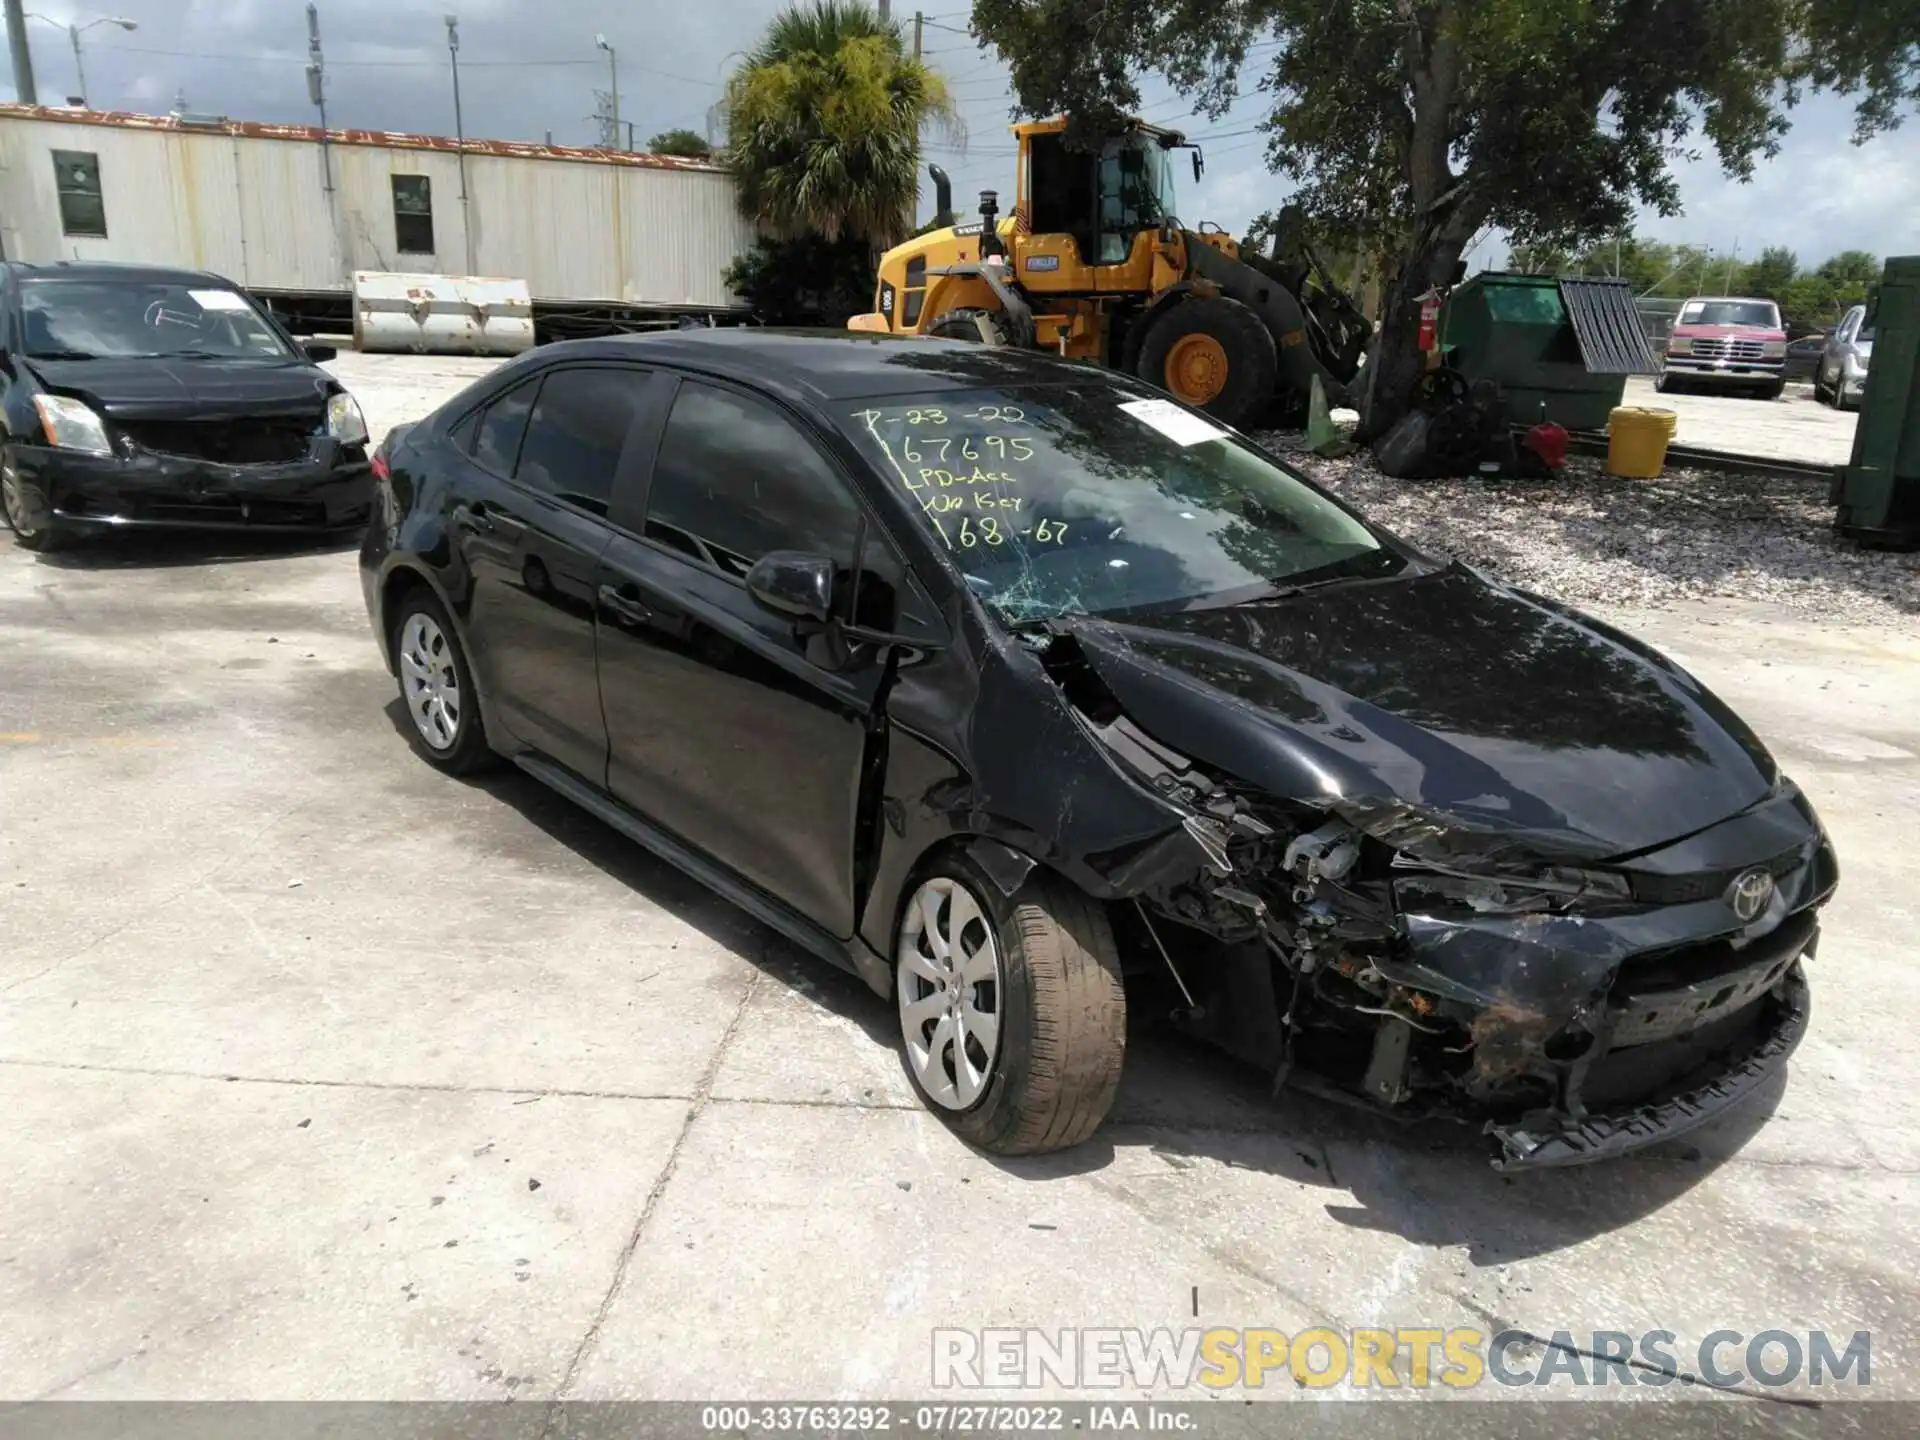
[842,383,1399,622]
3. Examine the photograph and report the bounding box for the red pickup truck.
[1657,296,1788,400]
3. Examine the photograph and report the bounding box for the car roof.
[4,260,237,287]
[529,327,1123,404]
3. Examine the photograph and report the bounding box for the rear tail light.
[370,451,391,483]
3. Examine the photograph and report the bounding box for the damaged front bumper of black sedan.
[12,433,372,535]
[1079,710,1837,1172]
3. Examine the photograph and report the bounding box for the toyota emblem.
[1726,867,1775,922]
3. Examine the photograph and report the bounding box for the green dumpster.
[1834,256,1920,547]
[1441,273,1661,431]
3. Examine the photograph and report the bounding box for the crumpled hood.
[25,356,332,419]
[1058,569,1777,860]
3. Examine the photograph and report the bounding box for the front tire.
[895,857,1125,1154]
[390,589,495,774]
[1135,295,1277,429]
[1,446,71,553]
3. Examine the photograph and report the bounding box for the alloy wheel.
[399,611,463,751]
[897,876,1003,1110]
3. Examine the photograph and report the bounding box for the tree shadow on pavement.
[389,696,1771,1266]
[381,698,899,1056]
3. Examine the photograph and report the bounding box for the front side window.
[391,175,435,254]
[472,378,538,475]
[838,383,1399,624]
[511,368,645,517]
[52,150,106,238]
[19,279,295,361]
[645,382,863,581]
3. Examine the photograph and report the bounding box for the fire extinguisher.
[1417,288,1442,352]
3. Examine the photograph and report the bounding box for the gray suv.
[1816,304,1874,410]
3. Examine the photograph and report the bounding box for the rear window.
[1678,300,1779,328]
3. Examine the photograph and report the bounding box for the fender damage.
[979,610,1839,1170]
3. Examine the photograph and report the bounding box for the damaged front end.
[1037,628,1836,1171]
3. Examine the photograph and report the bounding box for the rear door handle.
[597,583,653,625]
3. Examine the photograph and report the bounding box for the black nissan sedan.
[360,330,1836,1166]
[1,261,371,552]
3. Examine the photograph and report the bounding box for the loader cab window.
[1096,135,1172,264]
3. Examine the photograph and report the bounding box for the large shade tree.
[724,0,958,246]
[969,0,1918,440]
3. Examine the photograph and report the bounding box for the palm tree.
[723,1,958,245]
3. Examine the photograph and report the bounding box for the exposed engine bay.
[1029,626,1836,1170]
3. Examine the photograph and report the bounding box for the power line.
[90,43,711,85]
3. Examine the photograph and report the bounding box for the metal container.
[1834,256,1920,546]
[0,104,754,313]
[1441,273,1660,432]
[353,271,534,356]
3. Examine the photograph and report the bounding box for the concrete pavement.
[0,356,1914,1409]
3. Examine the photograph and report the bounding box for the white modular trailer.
[0,104,755,318]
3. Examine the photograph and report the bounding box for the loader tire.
[1137,295,1277,429]
[927,308,1009,345]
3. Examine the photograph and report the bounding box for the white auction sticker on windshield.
[1118,397,1226,447]
[189,289,252,312]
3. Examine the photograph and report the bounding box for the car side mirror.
[303,342,338,362]
[745,550,835,624]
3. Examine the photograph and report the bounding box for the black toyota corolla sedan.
[1,261,371,552]
[360,330,1836,1167]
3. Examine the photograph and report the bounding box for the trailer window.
[52,151,107,238]
[391,175,435,255]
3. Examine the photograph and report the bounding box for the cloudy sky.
[5,0,1914,271]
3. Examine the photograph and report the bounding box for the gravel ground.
[1253,429,1919,628]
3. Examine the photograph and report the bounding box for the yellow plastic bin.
[1606,406,1677,478]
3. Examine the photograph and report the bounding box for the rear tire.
[1136,295,1277,430]
[927,308,1009,345]
[389,588,496,775]
[1,446,71,553]
[895,854,1126,1155]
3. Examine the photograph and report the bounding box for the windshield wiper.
[26,349,99,361]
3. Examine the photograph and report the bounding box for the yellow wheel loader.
[848,116,1371,430]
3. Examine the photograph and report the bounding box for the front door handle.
[597,583,653,625]
[455,503,495,535]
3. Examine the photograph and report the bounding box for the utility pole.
[306,4,333,198]
[913,10,923,59]
[595,34,618,148]
[447,14,473,273]
[1723,237,1739,293]
[879,0,890,19]
[4,0,35,105]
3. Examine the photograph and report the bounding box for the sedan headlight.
[31,394,113,456]
[327,392,369,446]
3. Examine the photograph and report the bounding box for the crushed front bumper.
[1488,958,1810,1170]
[14,441,372,534]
